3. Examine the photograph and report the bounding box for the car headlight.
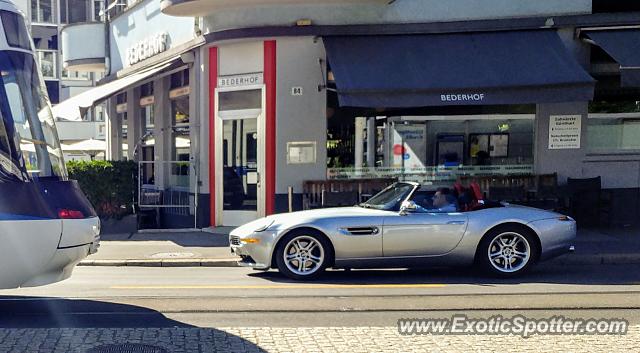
[254,219,275,232]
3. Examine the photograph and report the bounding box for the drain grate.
[149,252,196,259]
[86,344,168,353]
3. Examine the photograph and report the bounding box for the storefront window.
[170,89,190,188]
[116,93,127,160]
[142,104,154,130]
[588,117,640,151]
[327,114,535,185]
[588,101,640,152]
[139,84,154,184]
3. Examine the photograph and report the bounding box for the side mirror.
[399,200,418,215]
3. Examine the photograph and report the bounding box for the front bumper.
[229,230,278,270]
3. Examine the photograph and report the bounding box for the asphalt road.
[0,263,639,328]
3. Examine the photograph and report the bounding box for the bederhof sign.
[126,32,169,67]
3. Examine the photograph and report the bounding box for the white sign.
[287,141,316,164]
[218,73,263,88]
[549,115,582,150]
[127,33,169,67]
[169,86,190,99]
[549,115,581,149]
[441,93,485,103]
[291,87,303,96]
[392,123,427,168]
[116,103,127,114]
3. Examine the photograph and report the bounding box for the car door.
[331,214,384,258]
[382,211,468,257]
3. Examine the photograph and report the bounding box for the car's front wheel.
[275,231,331,280]
[477,226,539,277]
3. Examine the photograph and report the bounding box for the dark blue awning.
[323,31,594,108]
[585,29,640,87]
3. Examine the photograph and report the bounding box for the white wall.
[56,121,106,140]
[275,37,327,194]
[204,0,591,33]
[61,23,105,66]
[109,0,195,72]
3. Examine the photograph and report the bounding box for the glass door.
[222,116,259,224]
[216,87,264,226]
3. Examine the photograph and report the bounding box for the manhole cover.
[149,252,196,259]
[86,343,168,353]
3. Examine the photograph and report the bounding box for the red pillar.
[264,41,277,215]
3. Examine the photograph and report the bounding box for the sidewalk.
[80,227,640,267]
[80,228,239,267]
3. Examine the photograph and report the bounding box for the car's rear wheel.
[275,231,331,280]
[477,226,538,277]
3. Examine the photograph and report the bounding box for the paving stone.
[0,326,637,352]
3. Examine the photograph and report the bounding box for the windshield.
[0,50,66,181]
[360,182,416,211]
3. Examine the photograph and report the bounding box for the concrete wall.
[56,121,106,140]
[275,37,327,195]
[109,0,195,72]
[203,0,591,33]
[534,102,589,184]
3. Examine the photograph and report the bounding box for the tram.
[0,0,100,288]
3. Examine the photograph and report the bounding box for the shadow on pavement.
[0,296,267,352]
[100,231,230,248]
[248,263,640,287]
[0,296,192,328]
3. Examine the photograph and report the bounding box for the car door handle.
[447,221,466,225]
[339,227,380,236]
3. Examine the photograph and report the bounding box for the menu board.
[549,115,581,149]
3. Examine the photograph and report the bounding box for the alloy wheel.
[282,235,325,276]
[487,232,531,273]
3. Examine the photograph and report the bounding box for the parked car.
[230,182,576,280]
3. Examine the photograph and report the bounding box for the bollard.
[288,186,294,213]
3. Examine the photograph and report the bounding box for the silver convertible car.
[230,182,576,280]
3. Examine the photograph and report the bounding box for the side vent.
[340,227,379,236]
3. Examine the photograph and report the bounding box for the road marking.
[110,284,447,290]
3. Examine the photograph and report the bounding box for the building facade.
[57,0,640,228]
[12,0,107,161]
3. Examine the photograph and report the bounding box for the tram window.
[0,51,65,178]
[0,11,31,50]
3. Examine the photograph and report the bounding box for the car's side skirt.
[333,254,474,269]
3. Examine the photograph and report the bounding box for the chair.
[567,176,610,228]
[137,186,163,229]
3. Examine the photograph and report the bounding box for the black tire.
[275,229,333,281]
[476,225,539,278]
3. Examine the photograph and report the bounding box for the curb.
[77,254,640,267]
[547,253,640,266]
[78,258,240,267]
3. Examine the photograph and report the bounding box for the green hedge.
[67,160,137,219]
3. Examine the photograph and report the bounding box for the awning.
[323,31,595,108]
[51,60,175,121]
[584,29,640,87]
[61,138,107,152]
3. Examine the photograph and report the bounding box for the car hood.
[232,207,390,234]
